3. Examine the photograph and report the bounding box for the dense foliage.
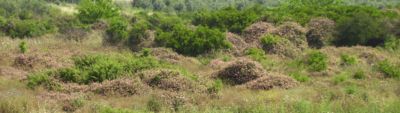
[77,0,119,24]
[305,51,328,72]
[131,0,280,12]
[0,0,56,38]
[156,25,231,56]
[192,7,263,33]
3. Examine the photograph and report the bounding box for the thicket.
[28,54,195,87]
[131,0,279,12]
[105,17,129,45]
[0,0,57,38]
[156,24,231,56]
[192,7,263,33]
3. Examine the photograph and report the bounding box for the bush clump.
[192,7,262,33]
[305,51,328,72]
[6,19,55,38]
[377,60,400,78]
[156,25,231,56]
[260,34,301,58]
[217,58,266,85]
[77,0,120,24]
[105,17,129,45]
[335,12,391,46]
[340,54,357,66]
[244,75,299,90]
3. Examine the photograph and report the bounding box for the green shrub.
[192,7,262,33]
[340,54,357,66]
[19,41,27,53]
[335,12,391,46]
[77,0,119,24]
[265,0,397,25]
[289,71,310,82]
[353,70,366,79]
[305,51,328,72]
[156,25,231,56]
[7,19,55,38]
[58,68,85,83]
[261,34,281,47]
[128,21,150,48]
[245,48,267,61]
[105,17,129,44]
[384,37,400,51]
[344,85,358,95]
[333,73,348,84]
[27,71,60,90]
[377,60,400,78]
[207,79,223,94]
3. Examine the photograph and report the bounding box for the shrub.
[19,41,27,53]
[7,19,55,38]
[384,37,400,52]
[27,71,60,90]
[305,51,328,72]
[353,70,366,79]
[105,17,129,44]
[261,34,281,47]
[333,73,348,84]
[344,85,358,95]
[192,7,262,33]
[147,97,162,113]
[245,48,267,61]
[340,54,357,66]
[156,25,231,56]
[377,60,400,78]
[207,79,223,94]
[77,0,119,24]
[335,12,391,46]
[289,71,310,82]
[128,21,150,50]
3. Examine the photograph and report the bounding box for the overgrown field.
[0,0,400,113]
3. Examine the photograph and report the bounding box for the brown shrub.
[89,78,150,96]
[226,32,248,55]
[273,22,308,50]
[306,18,335,49]
[242,22,275,44]
[13,55,38,70]
[91,21,108,30]
[217,58,266,85]
[262,37,302,58]
[243,75,299,90]
[138,69,194,92]
[150,48,184,64]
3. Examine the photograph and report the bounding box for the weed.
[289,71,310,82]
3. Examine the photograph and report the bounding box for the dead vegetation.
[138,69,195,92]
[242,22,276,47]
[243,75,299,90]
[217,58,266,85]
